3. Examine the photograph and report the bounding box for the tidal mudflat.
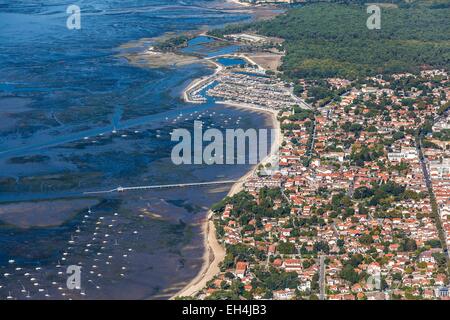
[0,0,278,299]
[0,101,273,299]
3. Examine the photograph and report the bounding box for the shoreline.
[182,59,223,104]
[173,59,282,298]
[182,53,267,104]
[219,101,282,198]
[225,0,252,7]
[173,106,280,299]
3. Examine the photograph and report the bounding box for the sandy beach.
[172,211,225,298]
[173,41,288,298]
[220,101,282,198]
[226,0,252,7]
[173,86,282,298]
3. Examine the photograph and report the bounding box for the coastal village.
[207,71,303,110]
[2,0,449,306]
[180,41,450,299]
[39,0,450,301]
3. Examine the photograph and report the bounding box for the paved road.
[417,137,450,260]
[319,255,326,300]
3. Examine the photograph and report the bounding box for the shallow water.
[0,0,274,299]
[216,57,247,67]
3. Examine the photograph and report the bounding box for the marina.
[0,0,284,300]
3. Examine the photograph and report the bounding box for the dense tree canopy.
[258,4,449,79]
[211,3,450,79]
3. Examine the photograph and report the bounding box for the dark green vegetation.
[350,144,384,166]
[433,129,450,141]
[265,3,449,79]
[7,155,50,164]
[211,3,450,79]
[154,35,193,51]
[212,188,291,220]
[0,172,103,193]
[352,181,427,215]
[166,199,203,214]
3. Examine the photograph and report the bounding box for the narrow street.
[319,255,326,300]
[416,137,450,260]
